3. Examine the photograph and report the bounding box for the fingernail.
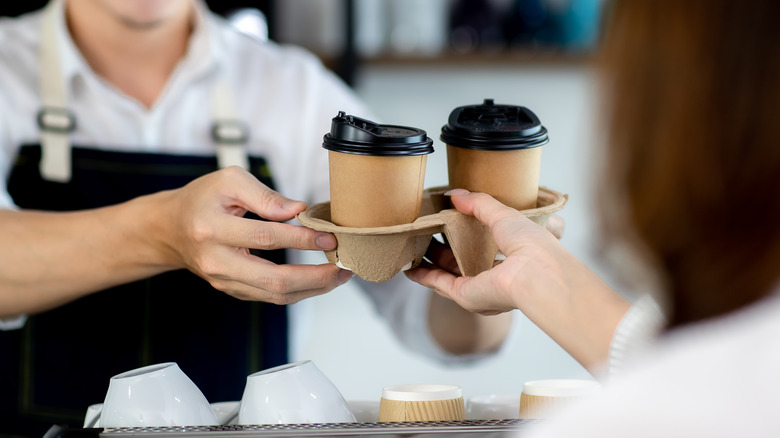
[282,199,306,213]
[316,234,337,249]
[444,188,470,196]
[338,269,354,285]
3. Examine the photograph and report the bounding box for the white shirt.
[0,0,471,364]
[523,288,780,438]
[0,0,359,208]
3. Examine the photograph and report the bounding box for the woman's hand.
[406,189,570,315]
[406,189,630,371]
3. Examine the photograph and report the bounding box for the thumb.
[447,189,537,253]
[447,189,520,231]
[230,167,307,221]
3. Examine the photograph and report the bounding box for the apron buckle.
[211,119,249,145]
[37,106,76,134]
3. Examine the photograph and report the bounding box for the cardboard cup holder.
[297,186,568,282]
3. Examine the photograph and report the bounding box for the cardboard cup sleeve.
[329,151,427,227]
[379,384,465,422]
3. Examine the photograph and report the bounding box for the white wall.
[291,64,617,403]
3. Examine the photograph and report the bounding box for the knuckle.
[292,228,313,248]
[207,278,228,292]
[494,273,515,295]
[189,219,215,244]
[221,165,243,179]
[312,268,334,289]
[252,227,278,248]
[195,254,221,278]
[261,274,291,295]
[270,293,296,305]
[258,186,283,208]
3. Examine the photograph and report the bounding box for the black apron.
[0,144,289,436]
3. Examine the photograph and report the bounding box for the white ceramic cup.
[466,394,520,420]
[347,400,381,423]
[100,362,219,427]
[210,401,241,425]
[238,360,356,424]
[83,403,103,428]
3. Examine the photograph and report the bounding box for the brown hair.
[599,0,780,327]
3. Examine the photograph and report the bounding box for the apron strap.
[36,0,250,181]
[211,79,251,170]
[38,0,73,182]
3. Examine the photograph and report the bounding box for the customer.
[409,0,780,434]
[0,0,512,434]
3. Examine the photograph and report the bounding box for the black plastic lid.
[323,112,434,156]
[440,99,549,150]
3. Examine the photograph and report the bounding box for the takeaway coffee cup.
[379,384,465,422]
[518,379,601,419]
[323,112,434,227]
[441,99,549,211]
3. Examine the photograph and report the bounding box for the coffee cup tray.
[297,186,568,282]
[52,419,530,437]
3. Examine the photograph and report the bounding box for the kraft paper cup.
[447,145,542,210]
[441,99,549,211]
[518,379,601,419]
[379,384,465,422]
[323,111,434,228]
[329,151,427,227]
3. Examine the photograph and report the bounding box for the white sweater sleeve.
[608,294,665,377]
[0,314,27,330]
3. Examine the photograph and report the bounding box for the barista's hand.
[406,189,630,370]
[158,166,351,304]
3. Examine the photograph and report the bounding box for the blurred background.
[2,0,617,405]
[250,0,615,404]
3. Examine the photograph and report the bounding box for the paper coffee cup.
[323,112,434,227]
[518,379,601,419]
[328,151,427,227]
[447,145,541,210]
[379,384,465,422]
[441,99,548,211]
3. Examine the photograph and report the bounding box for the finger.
[424,239,461,275]
[446,189,541,255]
[217,215,338,251]
[448,190,520,231]
[223,167,308,222]
[208,275,345,305]
[546,215,565,239]
[244,260,351,295]
[407,264,516,314]
[405,263,460,301]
